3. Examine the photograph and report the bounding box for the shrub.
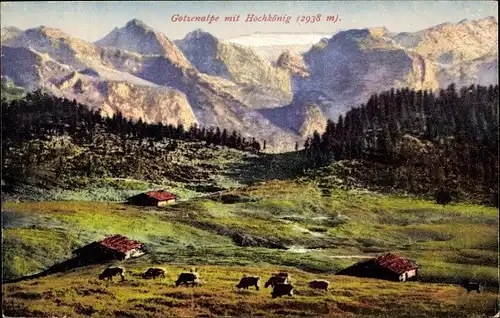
[74,303,97,316]
[10,292,43,300]
[435,189,452,205]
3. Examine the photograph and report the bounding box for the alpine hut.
[72,235,146,262]
[126,190,177,206]
[336,253,420,282]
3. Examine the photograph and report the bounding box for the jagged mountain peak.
[121,19,158,36]
[97,20,166,52]
[332,28,371,39]
[4,25,101,70]
[368,26,390,37]
[425,16,497,32]
[16,26,95,50]
[95,20,192,67]
[1,26,23,43]
[125,19,149,29]
[25,25,70,38]
[319,27,399,53]
[185,28,209,38]
[175,30,292,102]
[390,15,498,62]
[2,26,23,33]
[181,28,218,44]
[327,27,394,44]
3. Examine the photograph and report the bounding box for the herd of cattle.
[98,267,330,298]
[98,267,484,297]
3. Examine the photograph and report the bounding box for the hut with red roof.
[73,235,146,262]
[336,253,420,282]
[127,190,177,206]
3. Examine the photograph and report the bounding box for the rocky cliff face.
[295,28,439,118]
[174,29,229,78]
[259,100,327,143]
[295,17,498,119]
[1,45,71,90]
[55,71,197,127]
[1,45,197,127]
[175,29,293,108]
[276,51,309,78]
[436,52,498,88]
[390,17,498,88]
[100,82,197,126]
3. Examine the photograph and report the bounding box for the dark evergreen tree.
[302,84,499,202]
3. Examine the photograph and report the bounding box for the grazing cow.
[99,267,125,281]
[308,280,329,291]
[462,281,481,293]
[236,275,260,291]
[175,272,199,287]
[142,268,166,279]
[271,283,294,298]
[265,275,288,288]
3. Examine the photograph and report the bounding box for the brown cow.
[236,275,260,291]
[99,267,125,281]
[175,272,199,287]
[271,283,294,298]
[309,280,329,291]
[142,268,166,279]
[265,276,288,288]
[461,281,481,293]
[265,275,288,288]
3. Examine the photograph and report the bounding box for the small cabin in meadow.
[127,190,177,206]
[336,253,420,282]
[73,235,146,262]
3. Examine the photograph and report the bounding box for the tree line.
[1,90,263,152]
[304,84,499,204]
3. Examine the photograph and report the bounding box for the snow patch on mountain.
[225,32,336,61]
[227,32,335,47]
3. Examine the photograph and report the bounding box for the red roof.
[145,191,177,201]
[375,253,419,274]
[98,235,143,254]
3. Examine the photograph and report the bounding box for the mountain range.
[1,16,498,151]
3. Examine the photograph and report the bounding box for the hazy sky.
[1,1,498,41]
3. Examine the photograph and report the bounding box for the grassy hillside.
[3,264,497,317]
[3,181,497,284]
[2,133,307,202]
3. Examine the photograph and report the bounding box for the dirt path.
[327,255,373,259]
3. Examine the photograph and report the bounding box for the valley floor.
[2,180,499,317]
